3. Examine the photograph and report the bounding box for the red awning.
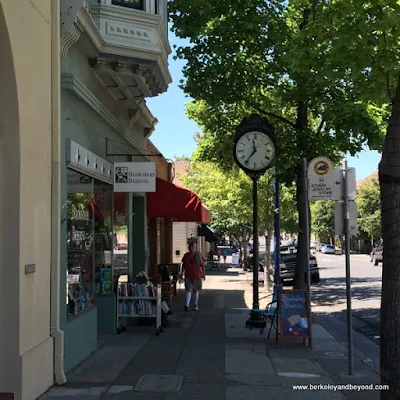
[146,178,211,223]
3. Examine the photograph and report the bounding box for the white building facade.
[0,0,171,398]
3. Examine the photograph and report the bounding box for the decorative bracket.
[60,0,90,58]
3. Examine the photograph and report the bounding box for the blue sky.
[147,31,381,181]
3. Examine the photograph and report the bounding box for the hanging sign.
[308,156,341,201]
[114,162,156,193]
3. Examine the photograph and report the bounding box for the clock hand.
[253,138,257,153]
[244,149,256,165]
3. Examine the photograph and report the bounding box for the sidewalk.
[39,266,381,400]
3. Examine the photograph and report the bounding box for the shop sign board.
[277,289,312,349]
[308,157,341,201]
[114,162,156,193]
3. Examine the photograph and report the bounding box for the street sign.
[347,168,356,200]
[334,201,358,236]
[308,157,341,201]
[330,167,357,201]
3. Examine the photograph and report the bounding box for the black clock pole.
[252,176,260,310]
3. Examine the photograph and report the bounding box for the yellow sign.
[313,160,330,176]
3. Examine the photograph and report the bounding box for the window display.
[66,170,95,319]
[113,193,128,285]
[93,181,113,295]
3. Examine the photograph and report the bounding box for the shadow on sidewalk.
[56,286,250,386]
[311,277,381,307]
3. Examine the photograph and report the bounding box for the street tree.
[178,160,282,264]
[280,184,299,235]
[356,175,381,247]
[178,160,253,261]
[169,0,384,289]
[310,200,335,244]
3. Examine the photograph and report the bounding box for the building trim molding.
[61,73,150,158]
[60,1,171,91]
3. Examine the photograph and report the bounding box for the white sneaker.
[194,304,199,311]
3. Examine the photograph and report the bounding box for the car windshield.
[326,245,334,249]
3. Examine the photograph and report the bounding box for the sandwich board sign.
[277,289,312,349]
[308,157,341,201]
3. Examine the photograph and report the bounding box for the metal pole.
[273,169,280,295]
[303,158,312,344]
[253,176,260,310]
[343,158,354,375]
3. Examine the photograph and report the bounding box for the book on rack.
[119,282,156,298]
[118,299,155,316]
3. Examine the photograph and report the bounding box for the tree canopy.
[356,175,381,243]
[310,200,335,243]
[169,0,386,288]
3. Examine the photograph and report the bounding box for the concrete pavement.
[39,264,383,400]
[311,253,381,373]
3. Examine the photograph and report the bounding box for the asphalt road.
[311,252,382,344]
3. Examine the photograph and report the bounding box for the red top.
[182,252,204,280]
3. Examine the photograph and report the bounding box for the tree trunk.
[380,77,400,399]
[294,164,308,289]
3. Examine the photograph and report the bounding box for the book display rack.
[117,282,163,335]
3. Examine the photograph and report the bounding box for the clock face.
[235,131,275,171]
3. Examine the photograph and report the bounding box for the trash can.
[232,253,239,266]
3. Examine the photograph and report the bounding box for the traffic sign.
[334,201,358,236]
[347,168,356,200]
[325,167,357,200]
[308,157,341,201]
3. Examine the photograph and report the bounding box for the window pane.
[112,0,144,10]
[113,193,128,285]
[93,181,114,295]
[66,170,95,319]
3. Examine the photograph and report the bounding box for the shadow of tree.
[311,277,381,307]
[207,270,240,276]
[314,309,381,345]
[353,308,380,330]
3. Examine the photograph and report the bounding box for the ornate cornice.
[61,1,172,94]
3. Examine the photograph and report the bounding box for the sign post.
[308,156,355,376]
[303,158,312,349]
[342,158,354,375]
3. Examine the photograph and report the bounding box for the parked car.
[316,243,327,252]
[271,245,320,285]
[372,245,383,266]
[321,244,336,254]
[310,241,319,250]
[335,247,343,255]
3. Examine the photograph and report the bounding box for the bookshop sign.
[114,162,156,193]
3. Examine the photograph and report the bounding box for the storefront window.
[66,170,95,319]
[93,181,113,295]
[113,193,128,285]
